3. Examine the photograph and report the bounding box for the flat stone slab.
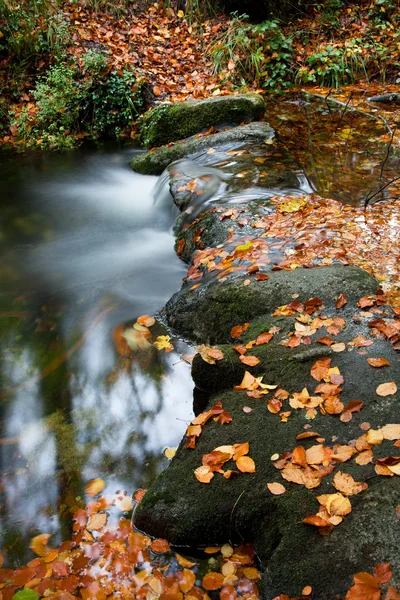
[140,93,266,148]
[130,122,275,175]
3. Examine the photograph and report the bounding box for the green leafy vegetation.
[210,14,294,90]
[9,54,144,149]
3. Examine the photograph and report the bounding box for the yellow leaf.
[30,534,52,557]
[153,335,173,352]
[235,241,253,252]
[85,478,105,497]
[277,196,308,214]
[177,9,185,17]
[164,447,177,459]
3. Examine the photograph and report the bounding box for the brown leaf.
[336,293,348,309]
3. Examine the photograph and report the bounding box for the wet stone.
[130,122,275,175]
[139,93,266,148]
[136,271,400,599]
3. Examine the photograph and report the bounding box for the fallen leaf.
[202,572,225,590]
[85,478,105,497]
[30,534,52,557]
[239,354,260,367]
[164,447,177,459]
[194,465,214,483]
[267,482,286,495]
[236,456,256,473]
[151,538,170,553]
[336,293,348,309]
[367,357,391,368]
[376,382,397,396]
[87,513,107,531]
[153,335,173,352]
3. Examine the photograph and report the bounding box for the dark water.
[0,97,398,567]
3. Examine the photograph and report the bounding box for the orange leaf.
[231,323,249,338]
[239,355,260,367]
[151,538,170,553]
[367,357,391,368]
[87,513,107,531]
[256,332,273,345]
[236,456,255,473]
[311,357,331,381]
[202,572,224,590]
[303,515,330,527]
[373,563,392,584]
[179,568,196,593]
[267,482,286,495]
[30,534,52,557]
[137,314,155,327]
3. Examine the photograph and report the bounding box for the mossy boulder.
[130,122,275,175]
[135,281,400,598]
[164,265,378,344]
[140,94,266,148]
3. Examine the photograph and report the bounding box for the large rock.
[130,122,275,175]
[164,266,378,344]
[140,93,266,148]
[135,269,400,598]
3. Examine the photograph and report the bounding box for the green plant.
[10,62,83,149]
[85,66,144,138]
[0,0,70,63]
[296,39,369,88]
[9,58,145,149]
[317,0,343,29]
[82,49,107,77]
[210,14,293,90]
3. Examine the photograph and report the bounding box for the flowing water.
[1,97,399,567]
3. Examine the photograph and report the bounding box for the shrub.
[210,14,293,90]
[9,55,144,149]
[85,66,144,138]
[296,39,369,88]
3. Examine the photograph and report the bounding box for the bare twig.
[364,174,400,208]
[334,92,353,133]
[301,90,393,135]
[379,125,397,180]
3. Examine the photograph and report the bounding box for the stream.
[1,96,399,568]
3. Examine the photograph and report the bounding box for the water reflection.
[0,147,193,567]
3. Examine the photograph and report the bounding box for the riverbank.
[1,0,400,150]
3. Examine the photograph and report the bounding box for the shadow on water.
[0,96,398,566]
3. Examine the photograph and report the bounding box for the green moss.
[140,94,266,148]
